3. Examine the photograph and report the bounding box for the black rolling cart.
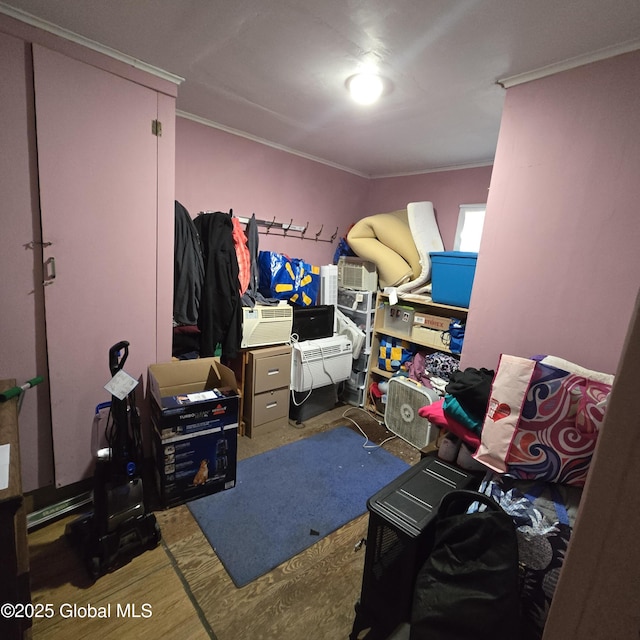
[350,455,480,640]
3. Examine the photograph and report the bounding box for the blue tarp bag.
[258,251,319,306]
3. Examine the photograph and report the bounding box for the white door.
[33,45,159,487]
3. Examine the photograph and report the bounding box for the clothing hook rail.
[266,216,276,233]
[213,212,337,242]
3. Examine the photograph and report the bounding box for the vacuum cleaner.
[66,341,160,578]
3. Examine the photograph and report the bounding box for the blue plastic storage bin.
[429,251,478,308]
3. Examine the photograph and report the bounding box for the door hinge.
[152,119,162,136]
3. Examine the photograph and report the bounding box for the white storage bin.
[343,379,367,408]
[337,287,376,313]
[350,369,367,388]
[353,350,371,372]
[340,307,375,337]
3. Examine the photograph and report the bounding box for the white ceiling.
[2,0,640,177]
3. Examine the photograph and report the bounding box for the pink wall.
[365,166,493,249]
[176,115,493,267]
[462,50,640,375]
[175,117,369,267]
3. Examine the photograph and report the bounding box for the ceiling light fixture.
[347,72,385,105]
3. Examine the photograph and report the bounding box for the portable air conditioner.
[320,264,338,306]
[291,335,353,392]
[335,308,365,360]
[320,264,338,333]
[241,302,293,348]
[384,377,440,449]
[338,257,378,291]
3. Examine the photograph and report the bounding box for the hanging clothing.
[173,201,205,326]
[246,213,260,297]
[239,213,280,307]
[231,216,251,295]
[194,211,242,360]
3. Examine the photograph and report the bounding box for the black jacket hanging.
[194,211,242,360]
[173,201,204,326]
[246,213,260,298]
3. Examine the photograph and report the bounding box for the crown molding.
[176,110,370,178]
[178,111,494,179]
[498,38,640,89]
[0,2,183,85]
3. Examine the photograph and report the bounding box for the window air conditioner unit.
[384,377,440,449]
[291,335,353,392]
[337,256,378,291]
[241,302,293,348]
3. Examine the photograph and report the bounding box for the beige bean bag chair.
[347,209,418,288]
[347,202,444,290]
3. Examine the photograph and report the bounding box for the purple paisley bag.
[475,355,611,487]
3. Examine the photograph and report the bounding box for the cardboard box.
[148,358,240,439]
[383,304,415,336]
[413,312,451,332]
[148,358,240,506]
[429,251,478,308]
[152,422,237,507]
[411,326,450,350]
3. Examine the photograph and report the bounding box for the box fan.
[384,377,440,449]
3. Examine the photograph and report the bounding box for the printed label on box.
[185,389,222,403]
[413,312,451,332]
[153,422,237,506]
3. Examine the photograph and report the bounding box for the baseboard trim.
[27,491,92,530]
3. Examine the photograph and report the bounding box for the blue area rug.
[188,426,409,587]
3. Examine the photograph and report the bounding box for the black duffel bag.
[410,490,521,640]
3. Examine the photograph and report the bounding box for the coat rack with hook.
[198,211,339,242]
[229,214,338,243]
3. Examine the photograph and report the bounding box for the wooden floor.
[28,404,420,640]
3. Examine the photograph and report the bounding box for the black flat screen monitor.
[291,304,335,341]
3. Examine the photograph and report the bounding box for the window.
[453,203,486,252]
